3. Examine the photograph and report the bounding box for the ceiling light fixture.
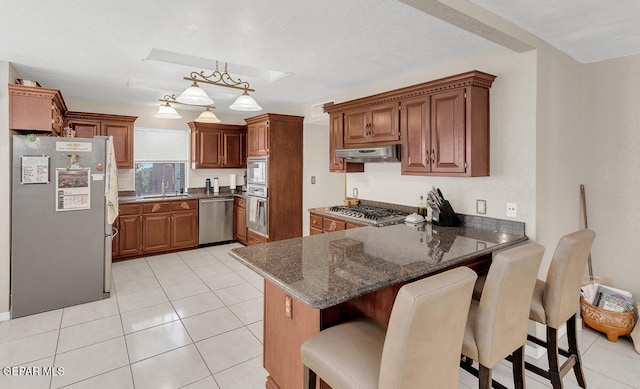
[195,107,221,123]
[153,101,182,119]
[154,94,217,121]
[183,61,262,112]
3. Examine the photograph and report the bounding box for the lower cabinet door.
[118,214,142,257]
[171,210,198,249]
[143,213,172,253]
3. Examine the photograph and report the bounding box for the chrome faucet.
[161,164,175,196]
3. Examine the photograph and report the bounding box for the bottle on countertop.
[213,177,219,193]
[205,178,211,195]
[417,195,428,217]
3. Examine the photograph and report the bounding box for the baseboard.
[0,311,10,322]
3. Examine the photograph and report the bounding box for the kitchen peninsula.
[229,217,527,389]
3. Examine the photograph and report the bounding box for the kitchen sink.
[140,194,191,199]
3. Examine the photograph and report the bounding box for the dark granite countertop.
[229,220,527,309]
[118,191,247,204]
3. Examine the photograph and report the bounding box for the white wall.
[534,46,586,277]
[582,54,640,299]
[1,62,21,319]
[64,98,249,191]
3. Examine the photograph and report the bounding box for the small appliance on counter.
[205,178,212,195]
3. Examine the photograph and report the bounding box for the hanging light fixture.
[195,107,221,123]
[183,62,262,112]
[155,94,218,121]
[176,81,214,106]
[230,90,262,111]
[153,102,182,119]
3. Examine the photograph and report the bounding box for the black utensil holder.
[432,200,461,227]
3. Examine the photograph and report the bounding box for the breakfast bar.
[229,218,527,389]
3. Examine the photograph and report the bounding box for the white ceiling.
[2,0,639,116]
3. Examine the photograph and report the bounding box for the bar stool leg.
[546,326,563,389]
[512,346,526,389]
[567,314,587,388]
[479,365,493,389]
[303,365,317,389]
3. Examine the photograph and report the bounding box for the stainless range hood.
[335,145,400,163]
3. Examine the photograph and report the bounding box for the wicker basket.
[580,297,636,342]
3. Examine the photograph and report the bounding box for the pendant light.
[195,107,221,123]
[153,102,182,119]
[176,81,214,106]
[229,90,262,111]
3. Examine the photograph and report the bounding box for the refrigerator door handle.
[109,226,119,239]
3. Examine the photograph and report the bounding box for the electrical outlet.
[311,176,316,184]
[476,199,486,214]
[353,188,358,198]
[507,202,517,217]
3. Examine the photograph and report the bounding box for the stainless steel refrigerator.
[11,135,114,318]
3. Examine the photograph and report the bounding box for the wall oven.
[246,184,268,235]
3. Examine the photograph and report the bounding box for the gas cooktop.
[327,205,409,227]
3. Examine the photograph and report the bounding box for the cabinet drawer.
[234,196,246,208]
[310,227,323,236]
[323,217,346,232]
[119,204,141,215]
[346,221,365,229]
[143,202,171,214]
[247,229,269,245]
[310,214,323,229]
[171,199,198,211]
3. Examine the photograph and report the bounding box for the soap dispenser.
[213,177,219,193]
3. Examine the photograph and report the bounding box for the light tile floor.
[0,242,638,388]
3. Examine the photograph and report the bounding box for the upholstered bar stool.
[460,242,544,389]
[526,229,596,389]
[300,266,477,389]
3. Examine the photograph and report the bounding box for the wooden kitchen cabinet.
[244,114,304,242]
[343,101,400,146]
[233,197,248,245]
[247,119,269,157]
[189,122,247,169]
[326,70,495,177]
[9,84,67,135]
[401,83,492,176]
[309,211,365,235]
[329,112,364,173]
[65,112,137,168]
[247,229,268,245]
[142,208,172,254]
[114,199,198,259]
[114,204,143,258]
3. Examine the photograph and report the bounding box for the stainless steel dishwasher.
[199,197,234,245]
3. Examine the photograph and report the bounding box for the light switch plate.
[353,188,358,198]
[476,199,486,214]
[311,176,316,184]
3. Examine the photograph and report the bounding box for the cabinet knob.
[431,149,435,164]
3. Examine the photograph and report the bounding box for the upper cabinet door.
[67,119,100,138]
[101,121,134,168]
[343,102,400,146]
[248,120,269,157]
[400,96,431,175]
[222,131,246,168]
[343,108,369,145]
[369,101,400,142]
[329,112,344,171]
[195,128,222,168]
[430,89,466,174]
